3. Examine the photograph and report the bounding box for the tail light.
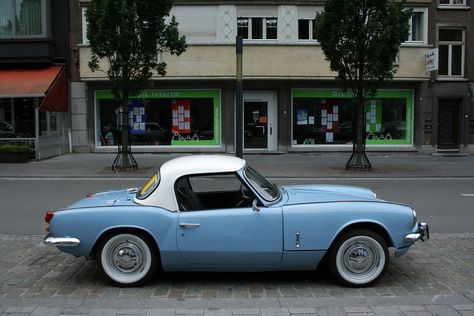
[87,192,94,197]
[44,211,55,232]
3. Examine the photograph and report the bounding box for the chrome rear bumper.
[43,235,80,246]
[405,222,429,242]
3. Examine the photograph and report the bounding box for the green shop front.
[95,89,221,149]
[93,87,414,152]
[291,89,414,149]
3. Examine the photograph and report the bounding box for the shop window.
[438,29,464,78]
[96,90,220,147]
[237,17,277,40]
[298,19,316,41]
[404,8,427,44]
[0,0,46,38]
[292,90,413,146]
[13,98,35,137]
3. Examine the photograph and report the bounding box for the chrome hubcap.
[344,243,375,273]
[113,242,143,272]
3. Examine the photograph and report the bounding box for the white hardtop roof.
[135,155,247,211]
[160,155,246,179]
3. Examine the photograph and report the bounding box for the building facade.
[70,0,474,155]
[0,0,70,160]
[419,0,474,154]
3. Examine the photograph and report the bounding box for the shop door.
[438,99,460,150]
[243,92,277,151]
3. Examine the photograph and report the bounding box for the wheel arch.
[330,221,394,251]
[90,226,162,269]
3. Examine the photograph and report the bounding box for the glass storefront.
[96,89,221,147]
[0,98,36,138]
[292,89,413,146]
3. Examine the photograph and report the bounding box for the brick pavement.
[0,233,473,315]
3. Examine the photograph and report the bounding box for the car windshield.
[136,172,160,200]
[244,166,280,202]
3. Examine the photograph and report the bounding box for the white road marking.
[460,194,474,197]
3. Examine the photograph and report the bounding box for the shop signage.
[425,48,438,72]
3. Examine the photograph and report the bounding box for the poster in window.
[321,102,339,133]
[326,132,333,143]
[365,100,382,133]
[128,101,146,134]
[297,109,308,125]
[172,99,191,134]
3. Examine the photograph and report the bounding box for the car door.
[176,173,283,266]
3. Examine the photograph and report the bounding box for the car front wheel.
[328,229,389,287]
[98,232,157,286]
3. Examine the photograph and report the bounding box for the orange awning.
[0,66,68,112]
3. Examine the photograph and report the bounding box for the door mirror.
[252,199,260,212]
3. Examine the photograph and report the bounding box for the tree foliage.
[314,0,411,169]
[315,0,411,99]
[86,0,186,101]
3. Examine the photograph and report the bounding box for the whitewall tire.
[98,232,157,286]
[328,229,389,287]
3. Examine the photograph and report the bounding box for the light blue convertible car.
[44,155,428,287]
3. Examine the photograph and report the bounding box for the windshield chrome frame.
[241,165,281,204]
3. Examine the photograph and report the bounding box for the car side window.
[175,173,255,211]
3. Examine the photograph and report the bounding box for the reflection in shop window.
[292,98,408,145]
[98,97,217,146]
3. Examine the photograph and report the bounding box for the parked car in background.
[44,155,429,287]
[0,121,16,138]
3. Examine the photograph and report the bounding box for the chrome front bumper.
[405,222,430,242]
[43,235,80,247]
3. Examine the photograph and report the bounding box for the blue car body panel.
[48,175,420,272]
[176,206,283,266]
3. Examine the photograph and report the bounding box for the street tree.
[314,0,411,170]
[86,0,186,170]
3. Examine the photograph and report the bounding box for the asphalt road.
[1,178,472,235]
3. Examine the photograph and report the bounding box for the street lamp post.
[235,36,243,158]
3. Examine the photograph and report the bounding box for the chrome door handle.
[179,223,200,228]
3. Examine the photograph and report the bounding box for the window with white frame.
[298,19,316,41]
[237,17,277,40]
[81,6,88,44]
[438,29,465,77]
[404,8,427,44]
[439,0,466,6]
[0,0,46,38]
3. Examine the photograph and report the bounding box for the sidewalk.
[1,152,474,178]
[0,233,473,315]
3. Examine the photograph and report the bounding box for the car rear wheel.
[98,232,157,286]
[328,229,389,287]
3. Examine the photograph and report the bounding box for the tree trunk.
[346,96,372,170]
[112,98,138,170]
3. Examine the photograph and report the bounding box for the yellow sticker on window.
[139,174,158,196]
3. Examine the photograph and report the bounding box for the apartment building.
[70,0,473,155]
[420,0,474,154]
[0,0,69,160]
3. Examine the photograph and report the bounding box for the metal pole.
[235,36,243,158]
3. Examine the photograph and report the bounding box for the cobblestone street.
[0,233,473,315]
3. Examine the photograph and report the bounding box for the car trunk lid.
[68,188,138,208]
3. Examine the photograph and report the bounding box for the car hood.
[282,184,379,205]
[68,188,138,209]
